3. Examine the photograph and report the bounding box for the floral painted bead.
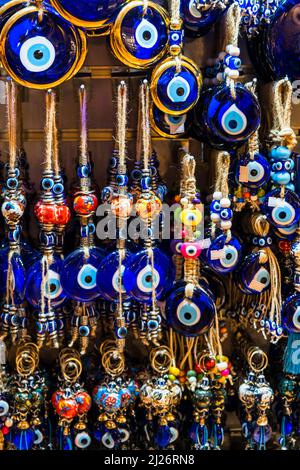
[111,194,133,218]
[52,391,78,419]
[135,193,162,219]
[1,200,25,223]
[75,391,92,414]
[34,201,58,225]
[73,193,98,216]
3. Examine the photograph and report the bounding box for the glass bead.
[261,188,300,228]
[182,1,227,37]
[96,249,132,302]
[235,252,271,295]
[235,153,270,188]
[207,234,242,274]
[282,292,300,333]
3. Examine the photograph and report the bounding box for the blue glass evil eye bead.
[206,235,242,274]
[0,250,26,304]
[151,57,202,115]
[150,103,191,139]
[235,153,270,188]
[235,252,271,295]
[166,283,216,337]
[61,247,105,302]
[261,188,300,228]
[25,255,67,308]
[123,247,175,304]
[50,0,123,29]
[96,250,132,302]
[0,5,87,89]
[204,83,260,146]
[110,1,169,69]
[181,0,227,37]
[282,293,300,333]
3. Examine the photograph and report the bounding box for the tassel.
[258,426,266,451]
[154,423,171,449]
[283,332,300,374]
[13,428,35,450]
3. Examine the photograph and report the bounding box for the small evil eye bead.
[266,236,272,245]
[147,319,159,331]
[131,168,142,181]
[101,186,113,202]
[75,432,91,450]
[270,146,291,160]
[272,161,283,171]
[0,400,9,417]
[88,223,96,235]
[180,208,202,227]
[284,159,295,171]
[116,326,127,339]
[169,29,183,48]
[210,200,221,213]
[116,174,129,186]
[53,182,64,195]
[219,208,233,221]
[252,236,258,245]
[141,176,151,190]
[77,164,91,178]
[224,54,241,70]
[110,156,118,169]
[79,325,90,337]
[258,238,266,247]
[41,177,54,191]
[170,240,182,254]
[80,225,89,238]
[7,177,19,190]
[180,242,202,259]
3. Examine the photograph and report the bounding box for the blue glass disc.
[50,0,123,27]
[182,1,227,37]
[261,187,300,228]
[123,247,175,303]
[61,247,104,302]
[206,234,242,274]
[166,282,216,337]
[282,293,300,333]
[96,250,132,302]
[235,251,270,295]
[235,153,270,188]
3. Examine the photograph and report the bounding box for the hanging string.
[212,151,231,240]
[182,153,197,203]
[51,91,59,177]
[140,80,151,170]
[6,80,17,171]
[223,2,241,99]
[36,0,44,22]
[79,84,88,167]
[143,0,149,16]
[44,90,55,173]
[117,81,128,175]
[170,0,181,27]
[269,78,297,150]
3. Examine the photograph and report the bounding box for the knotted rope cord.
[143,0,149,16]
[223,3,241,99]
[213,151,231,241]
[36,0,44,22]
[170,0,182,73]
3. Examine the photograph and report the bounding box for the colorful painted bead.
[73,193,98,216]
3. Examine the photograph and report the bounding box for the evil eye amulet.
[0,250,26,304]
[151,56,202,115]
[150,102,191,139]
[25,255,67,307]
[204,83,260,146]
[235,252,271,295]
[0,5,87,89]
[123,247,175,303]
[61,247,105,302]
[110,0,169,69]
[166,283,216,337]
[261,188,300,228]
[207,235,242,274]
[182,0,227,37]
[96,250,132,302]
[235,153,270,188]
[282,293,300,333]
[50,0,124,29]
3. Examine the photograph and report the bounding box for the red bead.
[75,391,92,414]
[205,358,216,370]
[34,201,57,225]
[55,204,71,225]
[194,364,202,374]
[52,391,79,419]
[1,426,9,435]
[73,193,98,216]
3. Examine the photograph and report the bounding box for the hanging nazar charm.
[97,81,132,351]
[151,0,202,115]
[61,85,103,354]
[26,90,69,349]
[0,80,27,344]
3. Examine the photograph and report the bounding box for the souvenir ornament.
[51,348,91,450]
[50,0,124,29]
[150,0,202,115]
[110,0,169,69]
[61,85,102,353]
[150,102,191,139]
[0,1,87,89]
[0,80,27,343]
[182,0,228,37]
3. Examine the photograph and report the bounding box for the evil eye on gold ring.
[149,101,191,139]
[110,0,169,69]
[0,4,87,89]
[150,55,202,115]
[49,0,125,30]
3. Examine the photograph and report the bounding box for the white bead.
[225,45,240,56]
[210,213,220,223]
[188,376,197,383]
[213,191,222,200]
[217,361,228,371]
[227,69,239,79]
[221,220,232,230]
[180,197,188,206]
[220,197,231,208]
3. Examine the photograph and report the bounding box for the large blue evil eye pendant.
[0,250,26,304]
[182,0,227,37]
[61,247,104,302]
[151,56,202,115]
[282,293,300,333]
[206,234,242,274]
[0,4,87,89]
[234,252,271,295]
[96,250,132,302]
[110,0,169,69]
[25,255,67,308]
[50,0,123,29]
[203,83,260,147]
[261,188,300,229]
[150,102,191,139]
[166,282,216,337]
[123,247,175,304]
[235,153,270,188]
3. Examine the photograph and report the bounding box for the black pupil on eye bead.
[250,169,258,176]
[260,277,268,284]
[143,30,151,41]
[81,438,88,445]
[226,253,232,260]
[85,276,92,284]
[176,87,185,97]
[278,211,287,219]
[34,50,44,60]
[184,312,192,321]
[228,120,237,129]
[145,275,152,283]
[49,283,56,293]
